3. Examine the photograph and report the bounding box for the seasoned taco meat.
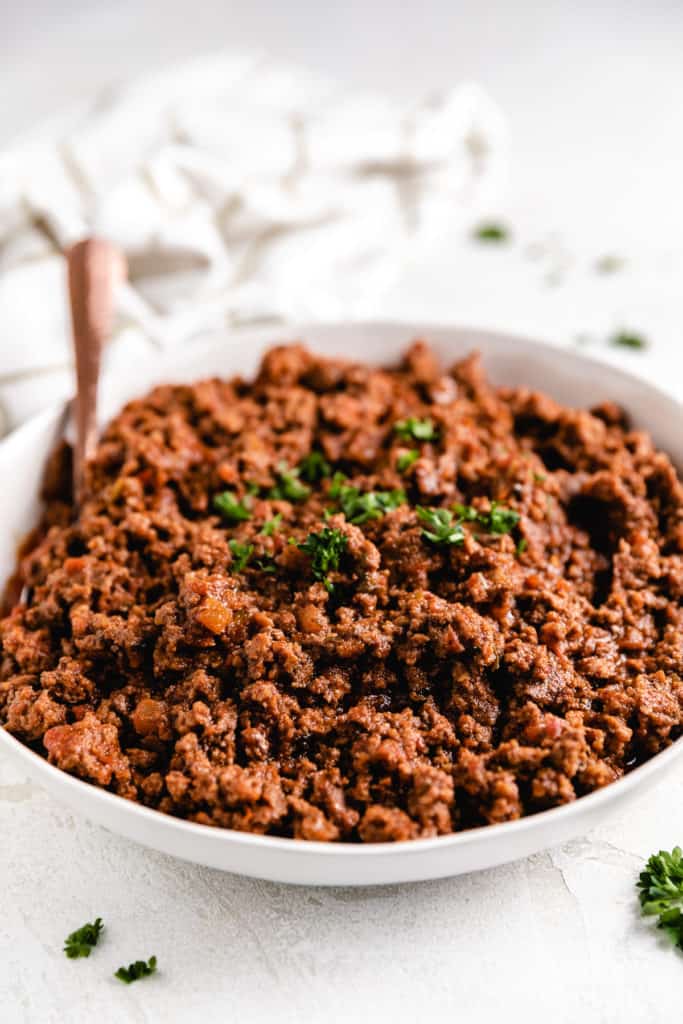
[1,341,682,842]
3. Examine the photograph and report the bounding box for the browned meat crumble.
[1,341,682,842]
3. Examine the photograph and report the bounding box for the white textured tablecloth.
[0,51,504,432]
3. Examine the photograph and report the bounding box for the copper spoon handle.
[67,238,125,506]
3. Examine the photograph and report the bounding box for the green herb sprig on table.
[115,956,158,984]
[610,330,648,350]
[394,417,438,442]
[64,918,104,959]
[638,846,683,950]
[298,527,348,592]
[472,222,510,243]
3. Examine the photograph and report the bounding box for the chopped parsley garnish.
[516,537,528,555]
[533,471,547,483]
[638,847,683,950]
[260,513,283,536]
[453,501,520,535]
[397,449,420,473]
[115,956,158,984]
[255,556,277,574]
[268,464,311,502]
[64,918,104,959]
[298,527,348,592]
[416,507,465,546]
[488,502,521,534]
[472,221,510,243]
[394,417,438,442]
[452,503,479,522]
[610,330,648,350]
[229,539,254,572]
[213,490,252,523]
[329,474,406,524]
[298,451,331,483]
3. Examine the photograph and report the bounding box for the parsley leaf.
[610,330,648,350]
[255,556,278,574]
[638,847,683,950]
[452,501,520,535]
[472,221,510,243]
[394,417,438,442]
[416,507,465,546]
[299,527,348,592]
[213,491,252,523]
[452,503,479,522]
[330,475,406,524]
[260,513,283,536]
[229,539,254,572]
[115,956,158,984]
[268,463,311,502]
[516,537,528,555]
[298,451,331,483]
[488,502,521,535]
[397,449,420,473]
[64,918,104,959]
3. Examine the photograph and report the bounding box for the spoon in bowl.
[67,238,126,506]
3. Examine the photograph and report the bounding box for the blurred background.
[2,2,682,410]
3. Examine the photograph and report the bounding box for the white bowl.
[1,322,681,886]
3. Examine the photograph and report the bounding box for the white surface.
[3,323,683,891]
[1,2,683,1022]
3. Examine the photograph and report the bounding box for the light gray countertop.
[1,3,683,1021]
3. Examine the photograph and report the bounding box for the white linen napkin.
[0,52,506,435]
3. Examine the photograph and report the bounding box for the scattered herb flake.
[516,538,528,555]
[255,555,278,574]
[329,475,406,525]
[472,221,510,243]
[229,540,254,573]
[595,254,624,275]
[298,451,332,483]
[213,490,252,524]
[298,527,348,592]
[394,417,438,442]
[452,502,520,535]
[269,464,311,502]
[610,330,648,350]
[416,507,465,546]
[397,449,420,473]
[452,503,479,522]
[260,513,283,537]
[64,918,104,959]
[638,847,683,950]
[533,472,547,483]
[488,502,521,535]
[115,956,158,985]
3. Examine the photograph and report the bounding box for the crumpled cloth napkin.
[0,51,506,434]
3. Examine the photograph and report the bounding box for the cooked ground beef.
[1,341,682,842]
